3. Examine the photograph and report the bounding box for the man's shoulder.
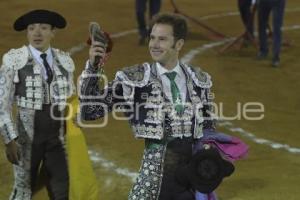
[52,48,75,72]
[183,64,212,88]
[120,63,148,81]
[4,45,28,56]
[2,46,29,70]
[115,62,151,87]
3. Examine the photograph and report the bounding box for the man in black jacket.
[80,13,218,200]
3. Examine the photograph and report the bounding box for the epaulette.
[115,63,151,87]
[184,64,212,88]
[2,46,29,71]
[53,48,75,72]
[121,64,146,81]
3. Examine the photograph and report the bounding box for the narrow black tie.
[40,53,53,84]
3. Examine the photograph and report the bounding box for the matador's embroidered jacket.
[79,62,215,199]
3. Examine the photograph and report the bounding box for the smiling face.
[149,23,184,70]
[27,23,55,52]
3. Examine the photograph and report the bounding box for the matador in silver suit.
[0,10,75,200]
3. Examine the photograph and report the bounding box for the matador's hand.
[5,139,20,165]
[89,41,107,68]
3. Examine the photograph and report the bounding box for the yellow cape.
[66,96,100,200]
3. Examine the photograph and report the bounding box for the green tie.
[165,71,184,114]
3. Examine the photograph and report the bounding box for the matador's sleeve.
[0,53,18,144]
[79,61,125,121]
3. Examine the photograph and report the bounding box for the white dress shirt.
[156,62,187,103]
[29,45,53,80]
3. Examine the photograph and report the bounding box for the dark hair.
[150,13,188,41]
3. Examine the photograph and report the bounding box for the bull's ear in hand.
[89,22,108,46]
[86,22,113,53]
